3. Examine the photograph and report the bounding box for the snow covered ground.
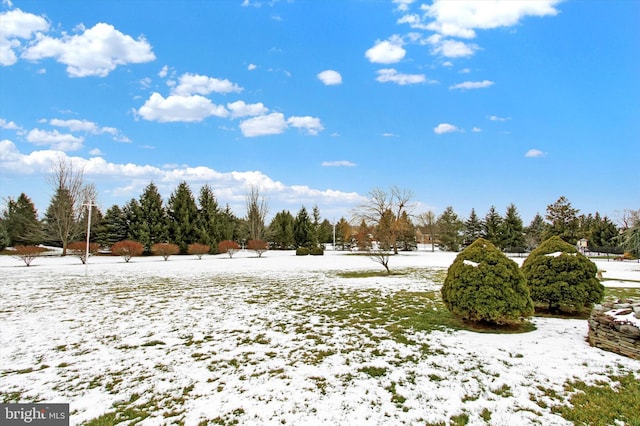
[1,250,639,425]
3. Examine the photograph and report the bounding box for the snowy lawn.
[1,251,639,425]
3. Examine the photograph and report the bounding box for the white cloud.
[434,123,459,134]
[89,148,103,156]
[393,0,415,12]
[239,113,288,137]
[0,140,365,214]
[21,23,155,77]
[227,100,269,119]
[429,36,477,58]
[365,37,406,64]
[421,0,560,39]
[449,80,494,90]
[287,116,324,135]
[247,63,257,71]
[0,8,49,66]
[158,65,169,78]
[171,73,243,96]
[25,128,84,151]
[376,68,429,85]
[489,115,510,121]
[525,149,545,158]
[49,118,99,133]
[317,69,342,86]
[472,127,482,133]
[137,92,229,122]
[322,160,356,167]
[0,118,20,130]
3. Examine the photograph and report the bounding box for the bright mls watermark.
[0,404,69,425]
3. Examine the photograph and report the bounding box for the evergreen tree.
[436,206,464,252]
[590,214,619,252]
[355,219,372,250]
[218,204,239,242]
[294,206,313,248]
[501,203,526,253]
[267,210,295,249]
[482,205,503,248]
[76,204,103,244]
[136,182,168,252]
[43,186,75,250]
[522,236,604,312]
[441,238,533,325]
[2,193,42,246]
[463,208,482,247]
[197,184,222,250]
[544,196,580,244]
[524,213,546,250]
[396,210,416,250]
[318,219,333,244]
[334,217,352,250]
[167,181,199,254]
[96,204,128,247]
[0,219,9,251]
[311,205,321,247]
[123,198,141,241]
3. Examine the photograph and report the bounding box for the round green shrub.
[441,238,534,325]
[296,247,310,256]
[521,236,604,312]
[310,246,324,256]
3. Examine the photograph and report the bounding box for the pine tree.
[544,196,580,244]
[96,204,128,247]
[197,184,222,250]
[482,205,503,248]
[123,198,142,241]
[137,182,168,252]
[463,208,482,247]
[294,206,313,248]
[267,210,295,249]
[524,213,546,250]
[441,238,533,325]
[522,236,604,312]
[218,204,239,242]
[311,205,321,247]
[396,210,416,251]
[590,214,619,252]
[0,219,9,250]
[436,206,464,252]
[318,219,333,244]
[334,217,352,250]
[501,203,526,253]
[167,181,199,254]
[2,193,42,246]
[43,186,75,251]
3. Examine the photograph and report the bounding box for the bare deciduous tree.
[245,186,269,241]
[417,210,437,252]
[44,157,97,255]
[353,186,415,255]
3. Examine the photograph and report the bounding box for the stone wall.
[588,300,640,360]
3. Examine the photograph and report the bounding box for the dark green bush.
[310,246,324,256]
[296,247,310,256]
[441,238,533,325]
[521,236,604,312]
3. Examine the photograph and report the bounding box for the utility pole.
[83,200,96,277]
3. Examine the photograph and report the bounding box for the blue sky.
[1,0,638,224]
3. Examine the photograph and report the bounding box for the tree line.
[0,161,638,257]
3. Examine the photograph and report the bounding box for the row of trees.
[0,163,638,257]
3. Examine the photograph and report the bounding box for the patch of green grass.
[491,383,513,398]
[336,270,405,278]
[358,366,387,378]
[480,408,492,423]
[605,287,640,300]
[141,340,165,347]
[449,412,469,425]
[541,373,640,426]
